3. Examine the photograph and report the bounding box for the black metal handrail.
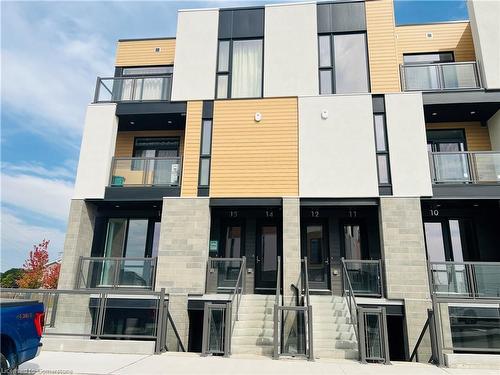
[341,258,359,343]
[229,257,246,341]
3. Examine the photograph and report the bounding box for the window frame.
[373,113,392,186]
[215,37,264,99]
[198,119,213,188]
[318,31,370,95]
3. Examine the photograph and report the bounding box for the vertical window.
[216,39,263,99]
[318,33,369,94]
[199,120,213,187]
[373,114,391,185]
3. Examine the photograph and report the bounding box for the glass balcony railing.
[77,257,157,289]
[109,157,182,187]
[401,61,481,91]
[429,261,500,299]
[429,151,500,184]
[94,76,172,103]
[342,259,384,297]
[205,258,246,294]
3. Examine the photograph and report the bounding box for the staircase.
[230,294,275,356]
[310,295,359,360]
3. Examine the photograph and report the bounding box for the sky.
[0,0,469,272]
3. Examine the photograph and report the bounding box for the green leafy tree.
[0,268,24,288]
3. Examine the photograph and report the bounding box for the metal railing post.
[273,305,279,359]
[93,77,101,103]
[358,308,367,363]
[155,288,165,354]
[307,304,314,361]
[381,308,391,365]
[224,302,232,357]
[201,302,210,356]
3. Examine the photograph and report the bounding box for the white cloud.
[2,161,76,180]
[0,209,65,271]
[1,172,73,222]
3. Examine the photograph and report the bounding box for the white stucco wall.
[487,109,500,151]
[264,3,319,97]
[385,93,432,197]
[171,9,219,101]
[73,104,118,199]
[299,95,379,197]
[467,0,500,89]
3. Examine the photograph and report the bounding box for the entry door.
[255,223,280,291]
[302,221,330,290]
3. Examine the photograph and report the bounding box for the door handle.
[325,259,330,265]
[256,256,261,263]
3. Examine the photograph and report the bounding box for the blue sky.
[0,0,468,272]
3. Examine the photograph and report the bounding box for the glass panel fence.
[110,157,181,187]
[206,258,245,293]
[430,262,500,299]
[280,309,307,356]
[473,153,500,183]
[431,153,471,183]
[95,76,172,102]
[78,258,156,289]
[402,62,480,91]
[344,261,382,297]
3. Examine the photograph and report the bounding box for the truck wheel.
[0,353,17,375]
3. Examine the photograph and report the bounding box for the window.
[318,33,369,94]
[403,52,454,65]
[373,114,391,185]
[118,66,173,101]
[199,120,213,187]
[216,39,263,99]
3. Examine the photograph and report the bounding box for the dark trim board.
[210,198,282,207]
[300,198,379,206]
[431,184,500,199]
[116,102,187,116]
[104,186,181,200]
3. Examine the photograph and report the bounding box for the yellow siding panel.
[426,122,491,151]
[180,101,203,197]
[396,22,475,64]
[114,130,185,157]
[365,0,401,93]
[115,39,175,67]
[210,98,299,197]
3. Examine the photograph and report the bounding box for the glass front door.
[255,224,280,291]
[301,221,330,290]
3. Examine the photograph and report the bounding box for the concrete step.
[314,338,358,350]
[234,320,274,329]
[231,344,274,356]
[232,336,273,346]
[237,306,274,314]
[233,327,274,337]
[313,330,356,340]
[313,315,351,324]
[237,313,274,321]
[313,324,354,333]
[314,349,359,360]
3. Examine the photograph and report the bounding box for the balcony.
[429,261,500,299]
[429,151,500,184]
[77,256,157,290]
[109,157,182,187]
[400,61,481,92]
[94,76,172,103]
[342,259,384,297]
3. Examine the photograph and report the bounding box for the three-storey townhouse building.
[49,0,500,367]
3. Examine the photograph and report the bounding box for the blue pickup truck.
[0,299,44,374]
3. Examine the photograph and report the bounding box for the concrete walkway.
[20,351,499,375]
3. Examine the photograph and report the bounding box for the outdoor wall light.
[321,110,329,120]
[255,112,262,122]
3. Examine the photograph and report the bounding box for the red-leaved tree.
[17,240,59,289]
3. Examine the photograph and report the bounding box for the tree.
[0,268,24,288]
[17,240,50,289]
[43,263,61,289]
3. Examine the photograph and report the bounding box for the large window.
[319,33,369,94]
[118,66,173,101]
[216,39,263,99]
[374,114,391,185]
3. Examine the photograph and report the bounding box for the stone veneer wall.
[282,198,302,306]
[379,197,432,362]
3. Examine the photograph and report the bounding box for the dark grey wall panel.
[218,8,264,39]
[317,2,366,33]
